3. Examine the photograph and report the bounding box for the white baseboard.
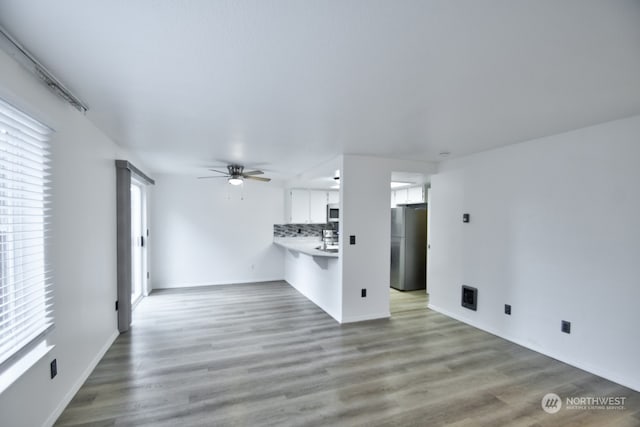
[340,312,390,324]
[428,303,639,393]
[152,277,285,289]
[43,330,119,427]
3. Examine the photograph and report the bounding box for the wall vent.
[461,285,478,311]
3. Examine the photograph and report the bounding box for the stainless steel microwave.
[327,203,339,223]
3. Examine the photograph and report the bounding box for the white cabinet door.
[327,191,339,204]
[309,190,328,223]
[394,188,408,205]
[290,189,310,223]
[407,186,424,204]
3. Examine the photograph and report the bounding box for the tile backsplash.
[274,223,338,238]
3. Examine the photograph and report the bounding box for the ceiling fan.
[198,164,271,185]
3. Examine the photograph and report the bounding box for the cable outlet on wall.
[504,304,511,315]
[361,288,366,298]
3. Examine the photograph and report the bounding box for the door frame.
[115,160,154,333]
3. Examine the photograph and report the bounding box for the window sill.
[0,340,54,394]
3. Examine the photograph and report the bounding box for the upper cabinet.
[393,188,408,206]
[289,189,311,223]
[392,185,425,207]
[407,186,424,204]
[327,191,339,204]
[286,189,339,224]
[309,191,328,223]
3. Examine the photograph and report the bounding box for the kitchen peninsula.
[273,238,338,258]
[273,224,341,322]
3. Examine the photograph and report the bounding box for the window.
[0,98,53,382]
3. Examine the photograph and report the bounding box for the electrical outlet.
[350,235,356,245]
[504,304,511,315]
[561,320,571,334]
[361,288,366,298]
[462,213,470,223]
[50,359,57,379]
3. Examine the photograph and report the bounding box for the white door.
[130,181,147,308]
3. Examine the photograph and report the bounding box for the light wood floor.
[56,281,640,426]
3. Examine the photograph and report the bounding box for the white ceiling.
[1,1,639,180]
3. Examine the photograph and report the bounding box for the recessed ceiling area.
[1,1,639,179]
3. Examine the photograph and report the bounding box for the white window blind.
[0,98,53,373]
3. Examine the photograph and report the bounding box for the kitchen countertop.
[273,238,339,258]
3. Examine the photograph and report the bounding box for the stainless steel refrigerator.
[390,207,427,291]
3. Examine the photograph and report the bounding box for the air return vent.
[461,286,478,311]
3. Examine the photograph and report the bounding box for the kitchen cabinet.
[392,185,425,206]
[287,189,339,223]
[393,188,409,205]
[327,191,339,204]
[289,189,311,223]
[407,186,424,204]
[309,190,328,223]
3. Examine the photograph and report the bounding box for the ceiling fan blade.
[243,175,271,182]
[208,169,230,175]
[242,170,264,176]
[197,175,229,179]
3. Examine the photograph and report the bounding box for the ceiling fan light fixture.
[228,177,243,186]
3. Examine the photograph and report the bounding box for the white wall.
[428,115,640,392]
[150,175,284,288]
[338,155,437,322]
[339,155,392,322]
[0,49,150,426]
[283,251,341,321]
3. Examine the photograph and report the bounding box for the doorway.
[130,179,148,309]
[116,160,154,333]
